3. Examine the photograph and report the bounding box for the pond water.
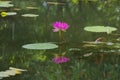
[0,0,120,80]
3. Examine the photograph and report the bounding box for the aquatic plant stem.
[58,30,63,54]
[59,30,62,42]
[58,64,63,80]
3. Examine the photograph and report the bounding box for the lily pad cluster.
[0,67,27,79]
[0,1,39,17]
[83,26,119,54]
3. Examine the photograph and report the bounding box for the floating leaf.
[83,41,105,44]
[13,8,21,11]
[9,67,27,72]
[0,67,27,79]
[0,4,13,7]
[21,14,39,17]
[68,48,81,52]
[0,1,13,7]
[0,1,11,4]
[4,70,18,76]
[100,49,120,53]
[116,37,120,41]
[7,12,17,16]
[0,72,9,78]
[84,26,117,34]
[83,52,93,57]
[47,1,65,5]
[83,44,97,47]
[114,43,120,48]
[26,7,39,10]
[1,12,17,17]
[22,43,58,50]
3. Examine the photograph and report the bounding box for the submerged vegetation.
[0,0,120,80]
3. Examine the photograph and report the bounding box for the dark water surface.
[0,0,120,80]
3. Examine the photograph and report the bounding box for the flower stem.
[59,30,62,42]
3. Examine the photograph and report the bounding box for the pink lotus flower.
[53,21,69,32]
[52,56,70,64]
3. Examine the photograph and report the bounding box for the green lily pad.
[116,37,120,41]
[0,1,13,7]
[0,72,9,77]
[21,14,39,17]
[22,43,58,50]
[4,70,17,76]
[0,1,11,4]
[7,12,17,16]
[84,26,117,33]
[0,4,13,7]
[26,7,39,10]
[114,43,120,48]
